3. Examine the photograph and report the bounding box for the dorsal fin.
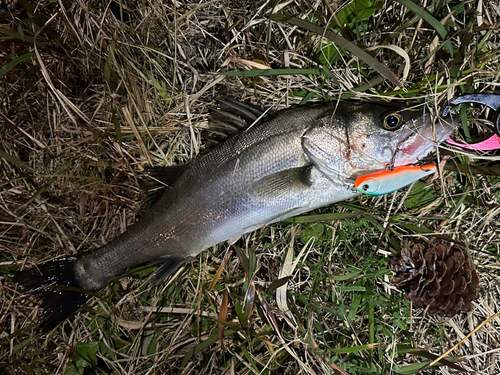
[215,98,277,125]
[141,165,187,210]
[142,99,277,205]
[203,98,277,149]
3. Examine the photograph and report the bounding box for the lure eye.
[355,177,380,195]
[382,113,403,131]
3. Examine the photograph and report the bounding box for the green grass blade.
[180,329,237,368]
[269,14,403,88]
[0,149,31,169]
[103,40,115,85]
[395,0,447,39]
[347,294,361,324]
[233,244,249,275]
[396,345,467,372]
[395,0,454,56]
[112,109,122,145]
[337,286,366,292]
[328,270,362,281]
[281,212,366,224]
[0,26,37,43]
[222,68,321,77]
[332,343,378,354]
[0,52,35,78]
[395,222,431,234]
[394,361,432,374]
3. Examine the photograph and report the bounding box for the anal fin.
[149,255,190,283]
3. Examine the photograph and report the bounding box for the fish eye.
[382,113,403,131]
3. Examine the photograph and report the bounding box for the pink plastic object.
[446,134,500,151]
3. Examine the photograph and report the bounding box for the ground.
[0,0,500,374]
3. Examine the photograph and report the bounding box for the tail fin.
[14,257,91,332]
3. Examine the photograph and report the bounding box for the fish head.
[302,101,457,184]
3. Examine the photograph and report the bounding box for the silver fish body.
[14,99,456,330]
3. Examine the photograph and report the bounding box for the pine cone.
[390,243,480,317]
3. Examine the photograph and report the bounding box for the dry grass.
[1,0,500,374]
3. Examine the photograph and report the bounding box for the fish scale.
[13,99,457,331]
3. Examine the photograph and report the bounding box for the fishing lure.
[443,93,500,151]
[355,164,436,196]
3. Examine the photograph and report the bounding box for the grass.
[1,0,500,374]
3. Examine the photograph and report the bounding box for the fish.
[354,164,437,196]
[13,98,457,331]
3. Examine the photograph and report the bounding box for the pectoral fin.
[250,165,313,200]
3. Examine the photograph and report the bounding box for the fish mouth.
[393,114,458,166]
